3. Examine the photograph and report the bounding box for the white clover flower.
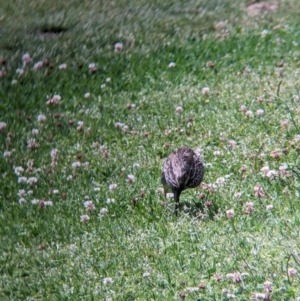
[18,189,26,197]
[16,68,24,76]
[260,166,270,176]
[18,176,27,183]
[19,198,26,204]
[58,63,67,70]
[33,61,43,70]
[281,120,289,127]
[99,207,108,215]
[126,103,136,109]
[226,293,236,299]
[184,287,199,292]
[288,267,297,277]
[46,94,61,105]
[115,122,124,128]
[202,87,210,95]
[14,166,24,176]
[156,188,164,194]
[51,148,58,159]
[27,177,38,185]
[266,170,278,179]
[80,214,90,222]
[166,193,174,198]
[234,192,242,198]
[226,273,235,280]
[88,63,96,72]
[127,174,135,183]
[84,201,96,211]
[77,121,84,131]
[27,138,38,149]
[106,198,115,204]
[72,161,81,168]
[278,166,288,178]
[143,272,150,278]
[245,110,253,117]
[37,114,46,122]
[215,176,226,186]
[22,53,32,65]
[294,135,300,142]
[122,125,129,132]
[114,42,123,52]
[0,122,7,132]
[226,209,235,218]
[109,183,117,190]
[168,62,176,68]
[84,92,90,98]
[252,293,267,299]
[92,142,100,148]
[31,199,39,204]
[264,280,272,292]
[52,94,61,103]
[69,244,77,250]
[261,29,268,38]
[228,140,237,148]
[239,105,247,112]
[103,277,113,284]
[245,202,254,214]
[3,151,11,157]
[44,201,53,206]
[256,109,264,116]
[175,106,183,114]
[32,129,39,135]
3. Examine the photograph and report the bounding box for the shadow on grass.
[160,194,219,219]
[180,198,220,219]
[28,24,69,38]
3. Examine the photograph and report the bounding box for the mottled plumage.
[161,147,204,215]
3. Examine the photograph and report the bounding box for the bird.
[161,147,204,215]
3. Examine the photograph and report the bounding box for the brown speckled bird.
[161,147,204,215]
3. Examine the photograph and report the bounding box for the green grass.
[1,0,300,300]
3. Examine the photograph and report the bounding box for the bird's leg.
[163,185,168,198]
[173,190,181,216]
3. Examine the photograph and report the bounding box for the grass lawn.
[1,0,300,300]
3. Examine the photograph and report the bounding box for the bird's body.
[161,147,204,215]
